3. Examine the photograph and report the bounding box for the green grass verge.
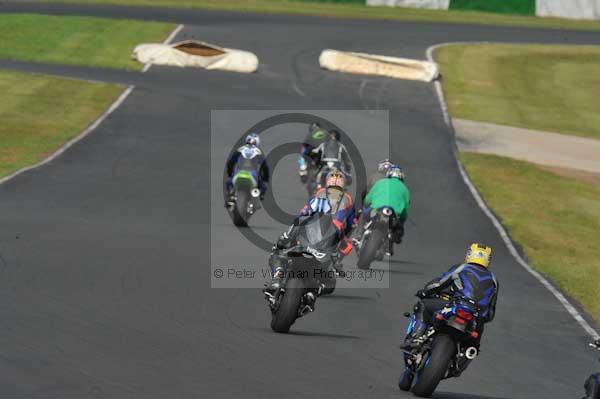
[461,152,600,323]
[43,0,600,31]
[0,14,175,70]
[0,70,123,177]
[436,44,600,139]
[449,0,534,16]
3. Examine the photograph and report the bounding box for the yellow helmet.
[465,243,492,268]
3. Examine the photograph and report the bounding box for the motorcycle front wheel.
[411,334,456,397]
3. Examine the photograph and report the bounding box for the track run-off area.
[0,3,599,398]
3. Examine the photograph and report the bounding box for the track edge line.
[0,85,135,186]
[0,23,185,187]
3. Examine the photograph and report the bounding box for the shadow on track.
[290,330,362,340]
[321,294,376,302]
[248,326,362,340]
[434,392,511,399]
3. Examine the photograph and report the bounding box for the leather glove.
[276,232,291,250]
[415,289,428,299]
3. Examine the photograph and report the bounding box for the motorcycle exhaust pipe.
[251,188,261,198]
[465,347,478,360]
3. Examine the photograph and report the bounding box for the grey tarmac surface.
[0,3,599,398]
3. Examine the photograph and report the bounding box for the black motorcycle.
[584,340,600,399]
[399,294,482,397]
[264,213,339,333]
[356,206,395,269]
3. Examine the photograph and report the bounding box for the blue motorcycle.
[584,340,600,399]
[399,294,481,397]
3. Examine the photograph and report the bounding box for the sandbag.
[319,49,439,82]
[132,40,258,73]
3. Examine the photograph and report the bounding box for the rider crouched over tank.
[398,244,499,396]
[584,339,600,399]
[402,243,499,350]
[225,133,269,207]
[264,170,355,307]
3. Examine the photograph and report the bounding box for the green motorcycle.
[228,169,261,227]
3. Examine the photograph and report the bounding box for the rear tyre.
[398,369,413,391]
[232,189,249,227]
[357,227,385,270]
[270,278,304,333]
[411,334,456,397]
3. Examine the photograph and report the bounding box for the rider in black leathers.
[310,129,352,184]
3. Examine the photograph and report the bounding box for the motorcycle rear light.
[456,308,473,321]
[471,331,479,339]
[435,314,444,321]
[454,317,466,325]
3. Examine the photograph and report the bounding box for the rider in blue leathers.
[225,133,270,206]
[402,243,499,349]
[584,340,600,399]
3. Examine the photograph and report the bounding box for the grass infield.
[461,152,600,323]
[436,44,600,139]
[0,70,122,178]
[0,14,175,70]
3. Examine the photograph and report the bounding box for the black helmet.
[329,129,341,141]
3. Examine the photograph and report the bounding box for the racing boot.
[332,257,346,278]
[225,192,235,209]
[400,325,428,350]
[385,238,394,257]
[301,291,316,314]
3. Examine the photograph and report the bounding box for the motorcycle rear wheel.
[270,278,304,333]
[357,227,385,270]
[232,189,249,227]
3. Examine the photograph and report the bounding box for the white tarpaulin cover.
[366,0,450,9]
[319,49,439,82]
[536,0,600,19]
[132,40,259,73]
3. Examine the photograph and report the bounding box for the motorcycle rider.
[353,165,410,257]
[401,243,499,350]
[311,129,352,187]
[266,170,355,294]
[584,339,600,399]
[298,122,329,183]
[225,133,270,207]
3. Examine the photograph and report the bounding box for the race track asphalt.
[0,3,599,398]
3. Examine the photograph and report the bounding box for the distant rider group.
[224,124,500,397]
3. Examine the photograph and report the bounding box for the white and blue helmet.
[246,133,260,147]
